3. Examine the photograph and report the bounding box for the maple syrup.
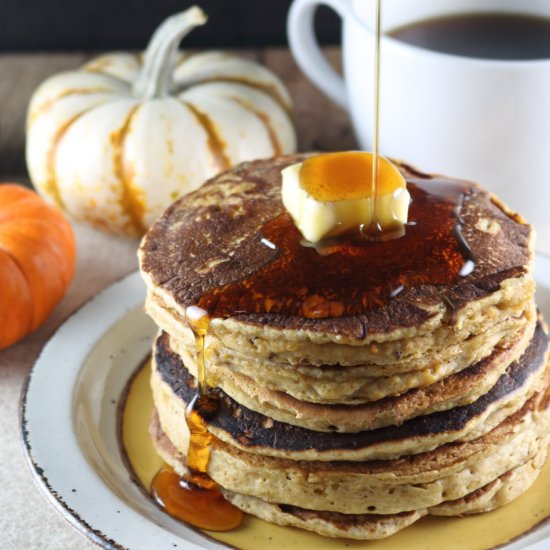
[299,152,404,200]
[183,393,218,490]
[193,178,475,319]
[150,465,242,531]
[186,305,211,396]
[363,0,384,238]
[151,306,244,530]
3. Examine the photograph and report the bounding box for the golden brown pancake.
[151,322,548,461]
[150,405,549,539]
[137,154,547,540]
[149,383,550,516]
[139,155,533,339]
[146,284,535,404]
[164,318,536,432]
[139,155,536,416]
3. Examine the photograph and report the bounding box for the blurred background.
[0,0,351,181]
[0,0,340,50]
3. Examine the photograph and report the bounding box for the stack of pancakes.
[138,155,550,540]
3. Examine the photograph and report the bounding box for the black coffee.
[388,13,550,60]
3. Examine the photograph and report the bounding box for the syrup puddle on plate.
[121,361,550,550]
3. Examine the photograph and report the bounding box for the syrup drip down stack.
[138,154,550,540]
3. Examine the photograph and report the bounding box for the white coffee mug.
[288,0,550,255]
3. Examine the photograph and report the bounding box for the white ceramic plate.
[21,257,550,550]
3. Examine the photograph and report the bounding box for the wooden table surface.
[0,47,355,182]
[0,48,355,550]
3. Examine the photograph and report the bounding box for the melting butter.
[281,152,410,243]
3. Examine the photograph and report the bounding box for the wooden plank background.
[0,47,356,183]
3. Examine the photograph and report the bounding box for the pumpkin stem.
[133,7,207,99]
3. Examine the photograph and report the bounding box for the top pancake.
[139,155,533,339]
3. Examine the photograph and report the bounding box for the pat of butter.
[281,152,410,243]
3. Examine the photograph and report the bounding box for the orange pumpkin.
[0,184,76,349]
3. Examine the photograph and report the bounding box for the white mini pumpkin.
[26,6,297,235]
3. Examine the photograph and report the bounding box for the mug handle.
[287,0,351,110]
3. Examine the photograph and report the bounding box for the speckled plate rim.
[20,271,229,550]
[19,257,550,550]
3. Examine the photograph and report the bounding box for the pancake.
[144,274,534,400]
[165,316,535,432]
[137,153,546,540]
[150,409,423,539]
[153,410,546,539]
[152,392,550,515]
[149,388,550,515]
[151,322,548,461]
[225,449,547,539]
[139,157,534,395]
[147,286,534,405]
